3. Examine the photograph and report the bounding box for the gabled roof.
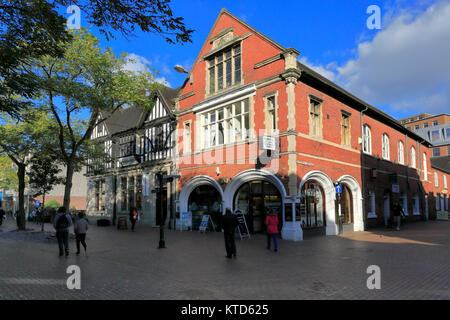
[180,8,286,89]
[101,85,181,136]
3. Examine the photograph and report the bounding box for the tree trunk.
[63,162,74,212]
[17,163,26,230]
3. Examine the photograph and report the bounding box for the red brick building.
[173,9,450,240]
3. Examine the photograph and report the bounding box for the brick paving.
[0,217,449,300]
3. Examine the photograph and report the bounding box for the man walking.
[53,207,73,257]
[392,201,405,231]
[222,208,238,259]
[74,212,88,255]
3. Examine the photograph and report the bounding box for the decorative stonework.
[281,69,302,85]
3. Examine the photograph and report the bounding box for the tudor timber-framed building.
[86,86,180,227]
[173,9,450,241]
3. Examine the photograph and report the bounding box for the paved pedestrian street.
[0,218,449,300]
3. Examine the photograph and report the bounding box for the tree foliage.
[33,29,160,210]
[0,154,18,190]
[0,0,71,115]
[0,108,54,229]
[53,0,194,43]
[28,153,63,203]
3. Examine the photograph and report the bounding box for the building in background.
[33,167,88,210]
[86,86,180,227]
[399,113,450,158]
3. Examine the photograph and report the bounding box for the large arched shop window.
[297,181,326,229]
[233,180,282,234]
[188,185,222,231]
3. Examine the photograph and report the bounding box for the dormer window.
[208,44,241,94]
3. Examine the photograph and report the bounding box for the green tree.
[34,29,159,211]
[45,198,61,208]
[0,154,18,190]
[0,109,53,229]
[0,0,192,115]
[0,0,71,115]
[28,153,64,231]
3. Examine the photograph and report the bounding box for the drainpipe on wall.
[360,106,369,230]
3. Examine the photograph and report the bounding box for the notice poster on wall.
[179,211,192,230]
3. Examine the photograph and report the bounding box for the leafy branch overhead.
[52,0,194,43]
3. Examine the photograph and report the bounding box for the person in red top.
[265,209,279,252]
[129,207,138,232]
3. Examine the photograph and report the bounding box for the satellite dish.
[174,64,189,74]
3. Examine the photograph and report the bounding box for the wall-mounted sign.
[392,184,400,193]
[262,135,276,151]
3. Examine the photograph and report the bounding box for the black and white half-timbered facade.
[86,86,180,226]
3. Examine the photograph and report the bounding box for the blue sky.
[62,0,450,119]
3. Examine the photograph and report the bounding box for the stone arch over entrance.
[298,170,336,236]
[178,175,223,214]
[223,169,287,217]
[337,175,364,232]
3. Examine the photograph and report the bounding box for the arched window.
[382,133,390,160]
[423,153,428,181]
[398,141,404,164]
[434,172,438,187]
[410,147,416,168]
[362,125,372,154]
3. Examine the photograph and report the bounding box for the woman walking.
[265,209,279,252]
[74,212,88,254]
[129,206,138,232]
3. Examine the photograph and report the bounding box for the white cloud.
[335,1,450,115]
[123,53,151,73]
[299,57,336,82]
[155,77,171,87]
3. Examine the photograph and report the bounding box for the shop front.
[188,185,222,231]
[233,180,282,233]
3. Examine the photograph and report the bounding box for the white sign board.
[262,136,276,151]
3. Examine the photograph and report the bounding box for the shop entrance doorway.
[233,180,282,233]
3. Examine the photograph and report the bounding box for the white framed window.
[201,98,249,148]
[208,44,241,94]
[341,112,351,146]
[368,191,376,218]
[398,140,404,164]
[265,95,278,134]
[423,153,427,181]
[382,133,390,160]
[444,175,447,189]
[434,172,439,187]
[362,125,372,154]
[401,194,409,216]
[410,147,416,168]
[309,98,322,137]
[183,121,191,154]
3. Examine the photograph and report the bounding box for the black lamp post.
[156,172,181,249]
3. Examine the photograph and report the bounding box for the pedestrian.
[392,201,405,231]
[0,208,5,226]
[53,206,73,257]
[265,209,279,252]
[74,212,88,255]
[129,206,138,232]
[222,207,238,259]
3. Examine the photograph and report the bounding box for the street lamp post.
[156,172,181,249]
